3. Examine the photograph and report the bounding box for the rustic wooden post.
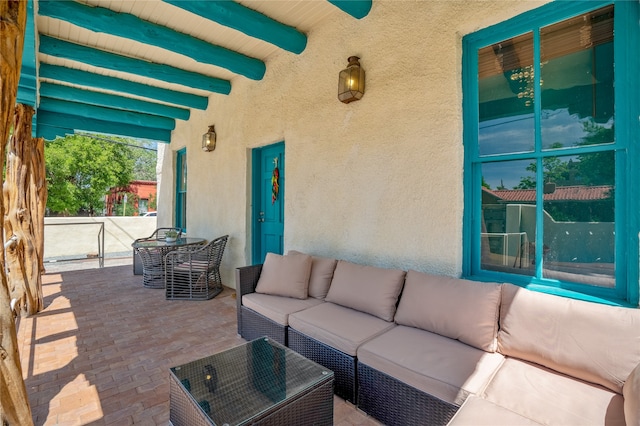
[0,1,35,425]
[5,104,44,316]
[31,136,47,276]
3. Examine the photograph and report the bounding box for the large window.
[463,1,639,305]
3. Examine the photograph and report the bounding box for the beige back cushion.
[255,252,312,299]
[498,283,640,394]
[325,260,406,321]
[394,270,501,352]
[288,250,337,299]
[623,362,640,425]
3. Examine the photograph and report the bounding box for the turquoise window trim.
[462,0,640,306]
[251,147,261,264]
[175,148,187,233]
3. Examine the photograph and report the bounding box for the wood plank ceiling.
[16,0,372,142]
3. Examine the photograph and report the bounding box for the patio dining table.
[132,237,206,288]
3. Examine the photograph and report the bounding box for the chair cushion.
[357,326,504,406]
[448,396,543,426]
[288,302,395,356]
[481,358,625,426]
[255,252,312,299]
[242,293,323,325]
[623,362,640,425]
[324,260,405,321]
[498,283,640,394]
[174,260,209,271]
[288,250,337,300]
[394,271,501,352]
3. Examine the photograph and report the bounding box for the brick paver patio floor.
[15,259,380,425]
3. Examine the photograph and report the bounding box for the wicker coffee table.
[169,337,334,425]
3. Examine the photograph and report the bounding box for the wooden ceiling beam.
[327,0,373,19]
[39,97,176,130]
[163,0,307,54]
[36,111,172,142]
[39,64,208,110]
[40,35,231,94]
[38,0,265,81]
[40,82,190,121]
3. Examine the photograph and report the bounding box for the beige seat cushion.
[288,250,337,300]
[499,283,640,394]
[242,293,323,325]
[481,358,626,426]
[448,396,542,426]
[288,302,396,356]
[255,252,312,299]
[395,270,501,352]
[624,362,640,425]
[324,260,406,321]
[357,326,504,406]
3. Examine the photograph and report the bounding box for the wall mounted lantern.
[202,125,216,152]
[338,56,365,104]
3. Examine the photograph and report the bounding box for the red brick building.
[105,180,157,216]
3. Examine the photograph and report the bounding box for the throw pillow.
[288,250,338,300]
[255,252,312,299]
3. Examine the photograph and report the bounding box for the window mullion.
[533,28,544,279]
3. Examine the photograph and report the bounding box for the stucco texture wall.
[161,0,551,288]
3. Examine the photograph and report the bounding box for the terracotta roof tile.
[486,185,613,202]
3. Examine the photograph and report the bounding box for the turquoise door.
[252,142,284,263]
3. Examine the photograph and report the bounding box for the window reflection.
[481,161,536,276]
[478,33,534,156]
[542,153,615,287]
[541,5,614,149]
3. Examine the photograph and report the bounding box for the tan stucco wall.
[160,0,551,288]
[44,217,158,259]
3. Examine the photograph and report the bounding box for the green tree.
[112,137,157,181]
[45,135,135,215]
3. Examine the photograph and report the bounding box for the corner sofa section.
[236,251,640,426]
[356,270,504,425]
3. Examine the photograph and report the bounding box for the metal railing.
[44,222,105,268]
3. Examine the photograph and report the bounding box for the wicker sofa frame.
[236,264,288,346]
[358,362,458,426]
[235,260,640,426]
[288,328,357,404]
[236,263,357,402]
[236,262,454,419]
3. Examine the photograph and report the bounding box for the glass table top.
[169,337,333,426]
[132,237,205,249]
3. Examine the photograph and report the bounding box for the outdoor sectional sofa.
[235,251,640,425]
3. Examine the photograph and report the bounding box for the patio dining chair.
[136,227,183,242]
[133,227,183,288]
[164,235,229,300]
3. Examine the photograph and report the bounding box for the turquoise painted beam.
[40,82,190,121]
[36,123,74,141]
[39,0,265,81]
[163,0,307,54]
[17,0,37,106]
[40,64,208,110]
[37,111,171,142]
[327,0,372,19]
[40,35,231,94]
[39,97,176,131]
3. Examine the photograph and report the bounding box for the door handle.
[258,211,265,222]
